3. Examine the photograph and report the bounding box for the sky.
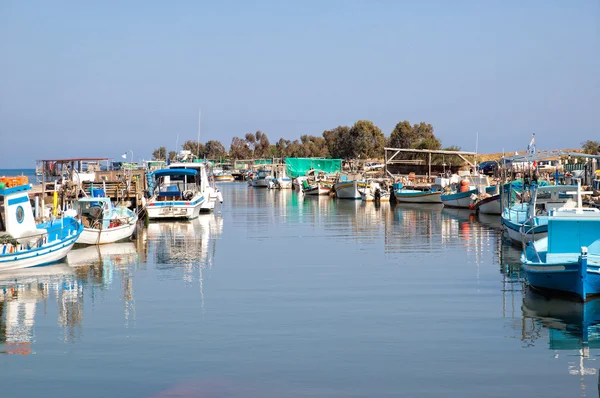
[1,0,599,168]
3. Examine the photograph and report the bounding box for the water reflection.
[0,264,77,353]
[522,288,600,393]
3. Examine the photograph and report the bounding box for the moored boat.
[360,181,390,202]
[0,181,82,271]
[393,183,442,203]
[474,193,501,215]
[72,194,137,245]
[302,181,331,196]
[250,169,272,188]
[147,168,206,220]
[521,182,600,301]
[333,179,365,200]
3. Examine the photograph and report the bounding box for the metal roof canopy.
[384,147,477,178]
[36,157,111,162]
[502,150,600,163]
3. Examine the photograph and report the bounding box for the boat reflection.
[476,212,502,231]
[0,263,79,354]
[522,288,600,386]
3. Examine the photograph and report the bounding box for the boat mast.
[197,107,201,159]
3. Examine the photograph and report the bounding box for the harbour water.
[1,183,598,397]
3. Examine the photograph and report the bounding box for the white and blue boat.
[502,182,576,246]
[250,169,273,188]
[393,183,442,204]
[0,183,82,271]
[521,182,600,301]
[440,175,492,208]
[147,168,207,220]
[72,194,138,245]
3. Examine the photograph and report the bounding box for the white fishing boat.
[72,196,137,245]
[361,181,390,202]
[333,178,366,199]
[250,169,272,188]
[147,162,222,220]
[169,162,222,212]
[474,193,501,215]
[147,168,204,220]
[0,181,82,271]
[302,181,331,196]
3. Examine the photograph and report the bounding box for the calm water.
[1,183,598,397]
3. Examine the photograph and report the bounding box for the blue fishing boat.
[0,181,82,271]
[502,182,575,246]
[393,183,442,203]
[521,182,600,301]
[440,174,491,208]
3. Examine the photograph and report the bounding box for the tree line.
[152,120,463,162]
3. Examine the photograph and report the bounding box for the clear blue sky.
[1,0,598,168]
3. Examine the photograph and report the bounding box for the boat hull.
[147,197,204,220]
[251,179,269,188]
[523,254,600,301]
[334,181,363,199]
[501,216,547,246]
[77,220,137,245]
[361,193,390,202]
[214,175,234,182]
[441,189,477,208]
[394,190,442,203]
[304,186,330,196]
[0,229,81,271]
[475,194,501,215]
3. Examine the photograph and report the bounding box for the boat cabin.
[152,169,200,201]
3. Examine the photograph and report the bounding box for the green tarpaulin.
[285,158,342,178]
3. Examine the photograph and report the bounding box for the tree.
[244,131,271,158]
[322,126,351,159]
[181,140,205,159]
[205,140,227,159]
[387,120,417,148]
[348,120,385,159]
[300,135,329,158]
[582,140,600,155]
[168,151,177,162]
[229,137,252,160]
[152,146,167,160]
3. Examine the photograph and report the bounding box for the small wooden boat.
[474,193,501,215]
[333,180,365,199]
[361,181,390,202]
[303,181,331,196]
[393,183,442,203]
[73,195,137,245]
[250,169,272,188]
[0,181,82,271]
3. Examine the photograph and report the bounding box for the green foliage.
[168,151,177,161]
[229,136,252,159]
[243,131,271,158]
[152,146,167,160]
[582,140,600,155]
[300,135,330,158]
[323,126,351,159]
[204,140,227,159]
[181,140,205,159]
[348,120,385,159]
[387,120,417,148]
